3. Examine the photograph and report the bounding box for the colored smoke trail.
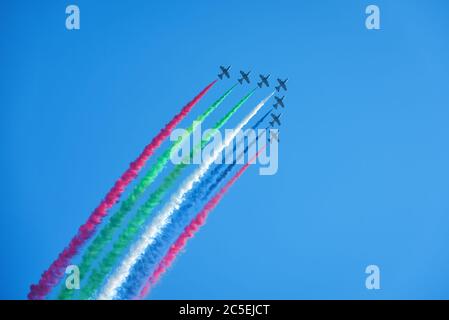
[117,118,268,299]
[139,145,268,299]
[201,128,269,203]
[252,108,273,129]
[207,107,272,183]
[201,130,266,202]
[98,93,274,300]
[58,84,236,300]
[78,89,258,299]
[28,80,216,300]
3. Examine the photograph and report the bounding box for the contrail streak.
[28,80,216,300]
[139,145,267,299]
[98,93,274,299]
[58,84,236,299]
[118,118,268,299]
[208,107,272,178]
[77,89,259,299]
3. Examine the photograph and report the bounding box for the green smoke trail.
[76,88,256,299]
[57,85,237,300]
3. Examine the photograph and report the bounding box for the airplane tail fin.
[238,78,243,84]
[275,86,280,92]
[218,74,223,80]
[273,103,278,109]
[257,82,262,88]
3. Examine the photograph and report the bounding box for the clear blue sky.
[1,0,449,299]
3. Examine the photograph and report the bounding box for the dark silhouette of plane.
[257,74,270,88]
[273,95,285,109]
[268,130,280,143]
[269,113,282,127]
[275,78,288,92]
[218,65,231,79]
[238,70,251,84]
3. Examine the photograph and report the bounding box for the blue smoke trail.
[116,112,270,299]
[206,108,272,181]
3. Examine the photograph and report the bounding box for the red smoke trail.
[28,81,216,300]
[138,144,267,299]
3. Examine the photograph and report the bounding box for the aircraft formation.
[218,65,288,143]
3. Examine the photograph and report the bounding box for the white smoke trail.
[97,92,274,300]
